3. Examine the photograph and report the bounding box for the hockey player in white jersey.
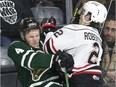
[42,1,107,87]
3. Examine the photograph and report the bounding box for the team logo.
[0,0,17,24]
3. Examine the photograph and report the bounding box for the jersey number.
[54,29,63,38]
[88,42,100,64]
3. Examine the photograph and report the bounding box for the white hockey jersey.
[43,24,103,75]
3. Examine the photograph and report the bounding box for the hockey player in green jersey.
[7,17,74,87]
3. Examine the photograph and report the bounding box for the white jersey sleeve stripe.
[21,50,34,68]
[43,41,47,53]
[28,53,36,69]
[44,38,57,54]
[73,63,97,72]
[50,38,57,54]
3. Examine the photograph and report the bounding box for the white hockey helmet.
[82,1,108,23]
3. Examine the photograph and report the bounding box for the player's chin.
[31,44,39,48]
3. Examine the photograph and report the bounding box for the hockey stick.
[70,0,83,24]
[61,68,69,87]
[56,50,70,87]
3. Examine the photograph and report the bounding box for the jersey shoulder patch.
[15,48,24,54]
[10,40,28,54]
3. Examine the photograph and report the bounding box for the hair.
[19,17,41,40]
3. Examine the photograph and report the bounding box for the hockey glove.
[53,50,74,73]
[41,16,56,34]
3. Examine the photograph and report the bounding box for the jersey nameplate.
[84,32,101,42]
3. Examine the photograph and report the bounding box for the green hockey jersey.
[8,40,63,87]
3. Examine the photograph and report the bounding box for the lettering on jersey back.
[84,32,101,42]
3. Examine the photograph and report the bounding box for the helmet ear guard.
[82,12,92,23]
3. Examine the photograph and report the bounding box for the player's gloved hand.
[53,50,74,73]
[41,16,56,34]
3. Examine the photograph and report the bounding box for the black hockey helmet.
[19,17,41,40]
[41,16,56,34]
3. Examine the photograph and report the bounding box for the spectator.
[101,1,116,87]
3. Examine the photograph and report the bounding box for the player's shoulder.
[9,40,28,48]
[10,40,23,45]
[63,24,93,30]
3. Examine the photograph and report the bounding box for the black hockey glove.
[41,16,56,34]
[52,50,74,86]
[53,50,74,73]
